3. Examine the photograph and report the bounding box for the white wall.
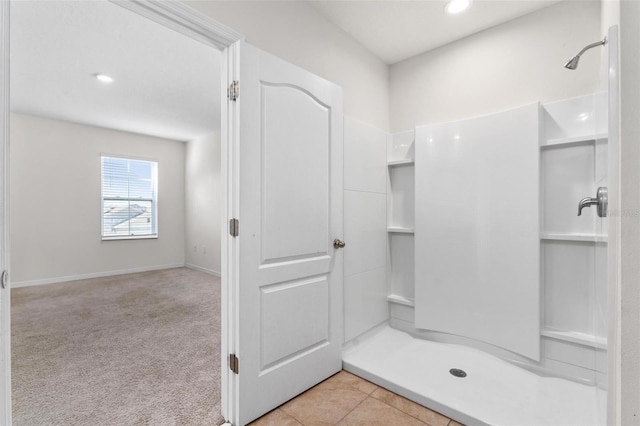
[10,113,185,285]
[185,0,389,131]
[389,1,602,132]
[343,117,388,342]
[185,1,393,340]
[185,132,221,276]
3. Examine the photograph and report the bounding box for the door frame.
[1,1,10,424]
[0,1,244,424]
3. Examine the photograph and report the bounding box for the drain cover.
[449,368,467,378]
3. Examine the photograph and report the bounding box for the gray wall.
[10,113,186,285]
[619,1,640,423]
[185,132,221,276]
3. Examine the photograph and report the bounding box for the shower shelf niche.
[387,294,415,307]
[387,227,414,234]
[387,131,416,308]
[541,328,607,350]
[540,232,607,242]
[539,93,609,381]
[541,133,608,148]
[388,159,415,167]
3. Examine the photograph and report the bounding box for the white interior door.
[229,42,344,425]
[0,1,9,424]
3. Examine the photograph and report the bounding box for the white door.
[0,1,9,424]
[228,42,344,425]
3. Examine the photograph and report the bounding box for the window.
[101,156,158,240]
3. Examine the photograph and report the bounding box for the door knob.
[578,187,608,218]
[333,239,346,249]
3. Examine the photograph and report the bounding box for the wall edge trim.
[11,263,185,288]
[185,263,221,277]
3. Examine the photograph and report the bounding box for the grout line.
[368,384,453,426]
[371,395,430,425]
[333,395,369,425]
[279,372,455,426]
[377,396,430,425]
[283,408,306,426]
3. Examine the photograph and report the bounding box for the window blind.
[101,156,158,239]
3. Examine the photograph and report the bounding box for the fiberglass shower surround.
[344,91,610,426]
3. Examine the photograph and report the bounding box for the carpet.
[11,267,224,425]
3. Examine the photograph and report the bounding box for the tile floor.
[249,370,464,426]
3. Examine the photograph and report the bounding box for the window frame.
[100,154,159,241]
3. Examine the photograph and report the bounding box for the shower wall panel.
[539,93,609,385]
[414,104,541,361]
[343,117,389,342]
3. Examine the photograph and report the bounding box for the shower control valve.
[578,187,608,218]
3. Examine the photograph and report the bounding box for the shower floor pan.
[342,325,605,426]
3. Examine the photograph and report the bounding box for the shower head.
[564,56,580,70]
[564,37,607,70]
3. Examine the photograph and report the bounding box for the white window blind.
[101,156,158,239]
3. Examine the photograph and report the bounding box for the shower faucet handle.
[578,187,608,218]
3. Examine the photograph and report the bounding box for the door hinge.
[229,218,239,237]
[229,354,239,374]
[228,80,239,101]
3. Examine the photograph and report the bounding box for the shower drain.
[449,368,467,378]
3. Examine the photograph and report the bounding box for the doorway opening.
[9,1,226,422]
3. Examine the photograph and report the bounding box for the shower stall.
[343,27,619,426]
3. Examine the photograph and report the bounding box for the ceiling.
[310,0,563,64]
[10,0,221,142]
[10,0,568,140]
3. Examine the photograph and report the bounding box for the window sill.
[102,235,158,241]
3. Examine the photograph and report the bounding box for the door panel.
[233,42,343,426]
[260,83,330,264]
[260,275,329,370]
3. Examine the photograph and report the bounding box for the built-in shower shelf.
[387,227,415,234]
[540,233,607,242]
[541,133,608,148]
[541,329,607,350]
[387,294,415,307]
[388,159,415,167]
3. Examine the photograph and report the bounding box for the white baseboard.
[11,263,185,288]
[185,263,221,277]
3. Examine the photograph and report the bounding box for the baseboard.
[11,263,185,288]
[185,263,221,277]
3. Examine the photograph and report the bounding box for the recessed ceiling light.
[445,0,471,14]
[94,73,114,84]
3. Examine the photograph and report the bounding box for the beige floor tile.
[321,370,378,395]
[280,379,369,425]
[371,387,449,426]
[337,397,427,426]
[248,408,303,426]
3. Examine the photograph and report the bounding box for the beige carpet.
[11,267,224,425]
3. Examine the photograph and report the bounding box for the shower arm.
[576,37,607,57]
